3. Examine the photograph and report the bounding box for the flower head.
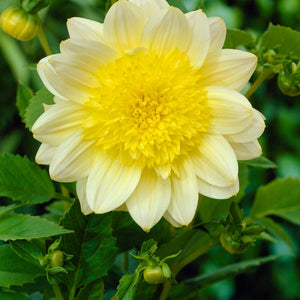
[33,0,265,231]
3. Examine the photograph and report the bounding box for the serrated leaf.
[10,240,44,266]
[76,279,104,300]
[16,82,33,123]
[0,244,44,288]
[224,29,255,49]
[116,274,138,300]
[61,201,118,287]
[184,255,286,287]
[0,204,18,217]
[259,23,300,59]
[0,154,55,205]
[241,156,277,169]
[250,178,300,225]
[25,88,54,130]
[0,213,71,241]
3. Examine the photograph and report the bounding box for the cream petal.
[60,39,119,71]
[35,143,57,165]
[86,154,141,213]
[128,0,161,19]
[206,86,253,135]
[185,10,210,68]
[197,177,239,199]
[226,109,266,143]
[207,17,226,54]
[32,102,86,145]
[167,158,199,226]
[230,140,262,160]
[126,168,171,231]
[140,7,189,56]
[49,131,96,182]
[103,0,144,52]
[47,54,99,87]
[37,56,94,103]
[191,134,238,187]
[76,178,93,215]
[164,210,183,228]
[67,17,104,42]
[200,49,257,92]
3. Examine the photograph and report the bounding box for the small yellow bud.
[0,5,39,41]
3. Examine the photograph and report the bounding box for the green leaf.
[61,201,118,288]
[25,88,54,130]
[250,178,300,225]
[257,217,295,251]
[22,0,50,13]
[198,197,231,222]
[0,244,44,288]
[10,240,44,266]
[76,279,104,300]
[259,23,300,59]
[0,213,71,241]
[16,82,33,123]
[184,255,286,288]
[223,29,255,49]
[141,239,158,255]
[241,156,277,169]
[0,291,29,300]
[116,274,139,300]
[0,154,55,205]
[0,204,18,217]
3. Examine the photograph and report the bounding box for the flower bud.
[277,61,300,97]
[143,265,167,285]
[0,5,39,41]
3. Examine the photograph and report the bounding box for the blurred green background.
[0,0,299,299]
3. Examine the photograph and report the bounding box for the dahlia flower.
[32,0,265,231]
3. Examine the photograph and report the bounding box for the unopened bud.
[0,5,39,41]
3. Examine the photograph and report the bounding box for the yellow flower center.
[81,48,211,174]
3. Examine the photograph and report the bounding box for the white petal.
[230,140,262,160]
[128,0,161,19]
[185,10,210,68]
[207,17,226,54]
[50,131,96,182]
[126,168,171,231]
[104,0,144,52]
[37,56,94,103]
[200,49,257,92]
[191,134,238,187]
[67,17,104,42]
[60,39,119,72]
[226,109,265,143]
[164,210,183,228]
[86,154,141,213]
[140,7,189,56]
[206,86,253,135]
[166,158,199,226]
[32,102,86,145]
[197,177,239,199]
[36,143,57,165]
[76,178,93,215]
[47,54,99,87]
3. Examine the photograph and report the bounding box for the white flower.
[33,0,265,231]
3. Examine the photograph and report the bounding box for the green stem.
[52,282,65,300]
[159,235,220,300]
[244,68,274,99]
[123,251,129,272]
[37,15,52,56]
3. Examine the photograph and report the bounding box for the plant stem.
[123,251,129,272]
[244,68,274,99]
[37,15,52,56]
[52,282,65,300]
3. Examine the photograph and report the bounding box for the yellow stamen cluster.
[81,49,211,173]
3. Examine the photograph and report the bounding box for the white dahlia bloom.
[33,0,265,231]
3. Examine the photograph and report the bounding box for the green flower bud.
[49,250,64,268]
[143,265,167,285]
[0,5,39,41]
[220,225,251,254]
[277,69,300,97]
